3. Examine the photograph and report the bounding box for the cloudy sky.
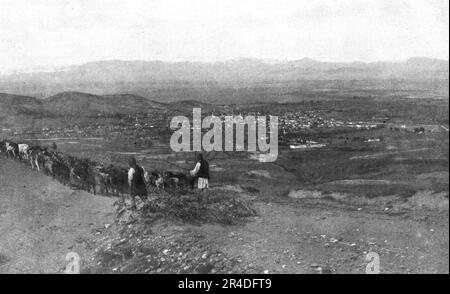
[0,0,448,73]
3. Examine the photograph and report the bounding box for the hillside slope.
[0,156,115,273]
[44,92,166,115]
[0,93,48,127]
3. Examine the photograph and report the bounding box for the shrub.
[140,190,257,225]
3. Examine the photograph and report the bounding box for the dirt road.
[0,157,115,273]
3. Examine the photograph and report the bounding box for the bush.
[140,190,257,225]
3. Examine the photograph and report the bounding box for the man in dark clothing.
[190,153,209,191]
[127,157,147,209]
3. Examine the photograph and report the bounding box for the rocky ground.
[0,156,448,274]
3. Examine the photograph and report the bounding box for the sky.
[0,0,448,73]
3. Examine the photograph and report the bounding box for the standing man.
[127,157,147,209]
[190,153,210,191]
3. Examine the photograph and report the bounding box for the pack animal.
[5,141,19,159]
[27,146,45,171]
[18,144,30,160]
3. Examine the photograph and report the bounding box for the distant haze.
[0,0,448,74]
[0,58,447,102]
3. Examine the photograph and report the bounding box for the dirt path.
[0,157,115,273]
[195,198,449,274]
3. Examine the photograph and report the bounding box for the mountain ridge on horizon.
[2,56,448,76]
[0,56,447,102]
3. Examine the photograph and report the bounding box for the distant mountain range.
[0,57,447,101]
